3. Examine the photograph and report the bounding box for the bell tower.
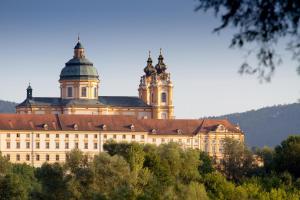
[138,49,174,119]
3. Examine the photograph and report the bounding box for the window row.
[6,142,98,150]
[7,154,60,161]
[67,86,98,98]
[103,134,145,140]
[6,133,98,139]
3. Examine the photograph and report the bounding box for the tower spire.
[26,83,33,100]
[144,50,156,76]
[155,48,166,74]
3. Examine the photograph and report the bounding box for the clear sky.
[0,0,299,118]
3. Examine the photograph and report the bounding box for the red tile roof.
[0,114,242,135]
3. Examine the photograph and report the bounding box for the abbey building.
[16,40,174,119]
[0,39,245,167]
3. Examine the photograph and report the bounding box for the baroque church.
[0,39,244,166]
[16,39,174,119]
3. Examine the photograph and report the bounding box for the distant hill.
[0,100,17,113]
[212,103,300,147]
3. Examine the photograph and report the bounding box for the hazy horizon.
[1,0,300,118]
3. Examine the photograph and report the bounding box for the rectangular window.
[26,134,30,138]
[66,134,69,138]
[85,134,88,138]
[16,142,20,149]
[36,134,40,138]
[94,134,97,139]
[67,87,73,97]
[36,142,40,149]
[122,135,126,139]
[152,138,156,143]
[75,134,79,138]
[6,142,10,149]
[46,134,49,138]
[46,154,50,161]
[94,143,97,149]
[36,154,40,161]
[65,142,69,149]
[132,135,135,139]
[141,135,145,139]
[75,142,79,149]
[46,142,50,149]
[56,134,59,138]
[56,155,59,161]
[6,133,10,138]
[104,134,107,139]
[161,113,167,119]
[26,142,30,149]
[161,138,165,143]
[84,143,88,149]
[16,133,20,138]
[16,154,20,161]
[81,87,87,97]
[56,142,59,149]
[6,154,10,160]
[26,154,30,161]
[113,135,117,139]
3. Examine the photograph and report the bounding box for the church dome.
[59,41,99,81]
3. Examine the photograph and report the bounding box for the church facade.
[16,40,174,119]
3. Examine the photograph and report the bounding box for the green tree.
[0,174,28,200]
[203,172,236,199]
[222,137,254,181]
[92,153,131,198]
[184,182,209,200]
[274,135,300,178]
[199,151,214,175]
[0,153,11,177]
[35,163,70,200]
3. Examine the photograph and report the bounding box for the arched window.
[161,92,167,103]
[151,93,154,103]
[67,87,73,97]
[94,87,97,98]
[81,87,87,97]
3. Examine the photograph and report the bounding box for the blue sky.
[0,0,299,118]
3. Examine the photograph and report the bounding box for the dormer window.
[73,124,78,131]
[151,129,157,134]
[101,124,107,130]
[43,124,48,130]
[217,124,226,132]
[130,124,135,131]
[176,129,182,135]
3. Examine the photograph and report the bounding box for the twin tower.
[17,39,174,119]
[138,50,174,119]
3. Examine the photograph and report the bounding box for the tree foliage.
[0,138,300,199]
[195,0,300,81]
